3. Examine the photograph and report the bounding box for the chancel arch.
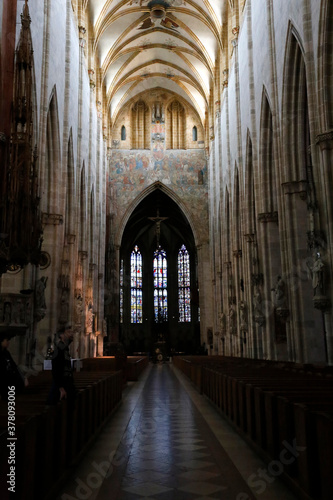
[119,188,199,355]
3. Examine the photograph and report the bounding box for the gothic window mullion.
[178,244,191,322]
[153,247,168,322]
[130,245,143,323]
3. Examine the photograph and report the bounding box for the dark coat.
[0,349,25,400]
[47,340,76,404]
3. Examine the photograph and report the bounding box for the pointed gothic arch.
[318,0,333,129]
[131,99,149,149]
[282,26,308,182]
[118,185,199,354]
[232,166,242,254]
[245,131,256,235]
[166,100,185,149]
[281,24,325,364]
[116,182,200,248]
[89,185,96,263]
[65,129,75,239]
[224,186,231,262]
[121,125,126,141]
[260,89,277,213]
[79,162,87,252]
[43,86,61,213]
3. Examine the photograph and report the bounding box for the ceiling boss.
[137,2,180,30]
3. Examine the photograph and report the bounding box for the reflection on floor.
[57,363,297,500]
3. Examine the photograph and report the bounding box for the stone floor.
[57,363,298,500]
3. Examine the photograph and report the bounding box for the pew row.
[173,356,333,500]
[80,355,149,381]
[0,369,123,500]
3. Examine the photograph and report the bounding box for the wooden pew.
[173,355,333,500]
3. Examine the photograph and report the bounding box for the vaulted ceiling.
[88,0,227,125]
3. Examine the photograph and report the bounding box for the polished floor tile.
[57,363,297,500]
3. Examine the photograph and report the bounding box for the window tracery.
[130,245,143,323]
[178,244,191,322]
[153,247,168,322]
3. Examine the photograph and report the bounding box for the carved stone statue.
[86,302,94,334]
[74,292,84,325]
[34,276,48,321]
[3,302,12,325]
[229,304,237,335]
[312,253,325,296]
[271,275,286,308]
[239,301,248,332]
[35,276,47,310]
[219,312,226,336]
[253,285,262,315]
[253,285,265,326]
[59,289,70,324]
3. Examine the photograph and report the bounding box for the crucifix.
[148,208,168,247]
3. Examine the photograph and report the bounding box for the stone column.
[315,131,333,364]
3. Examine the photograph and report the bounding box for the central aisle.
[58,363,297,500]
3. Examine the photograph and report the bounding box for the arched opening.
[118,188,199,355]
[79,163,87,252]
[131,99,149,149]
[166,100,185,149]
[44,89,61,213]
[259,91,284,358]
[65,131,75,237]
[282,28,325,363]
[260,92,277,214]
[121,125,126,141]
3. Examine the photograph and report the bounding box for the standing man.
[47,325,76,404]
[0,330,28,400]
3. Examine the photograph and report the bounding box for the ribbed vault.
[88,0,227,127]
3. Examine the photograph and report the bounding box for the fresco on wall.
[108,144,208,242]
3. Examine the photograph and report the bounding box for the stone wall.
[209,0,333,364]
[0,0,107,364]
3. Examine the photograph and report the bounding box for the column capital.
[282,181,307,200]
[316,130,333,151]
[42,212,63,225]
[257,211,278,224]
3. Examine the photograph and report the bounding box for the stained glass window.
[131,245,143,323]
[153,247,167,322]
[119,259,124,323]
[178,244,191,322]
